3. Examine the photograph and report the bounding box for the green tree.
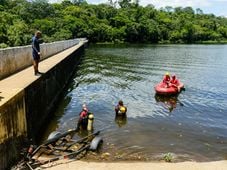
[1,0,227,47]
[118,0,131,8]
[32,19,56,37]
[72,0,87,5]
[218,26,227,38]
[0,12,14,44]
[7,19,30,46]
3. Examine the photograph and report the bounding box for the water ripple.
[43,44,227,162]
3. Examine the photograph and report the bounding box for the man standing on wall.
[32,31,42,76]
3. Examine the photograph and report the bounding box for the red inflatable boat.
[155,82,184,95]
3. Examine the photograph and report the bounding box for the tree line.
[1,0,227,48]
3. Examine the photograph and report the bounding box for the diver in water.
[76,104,94,131]
[115,100,127,116]
[76,104,89,131]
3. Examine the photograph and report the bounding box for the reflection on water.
[155,94,184,112]
[115,115,127,128]
[76,129,94,139]
[42,44,227,162]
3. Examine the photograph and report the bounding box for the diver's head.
[82,104,88,111]
[119,100,123,106]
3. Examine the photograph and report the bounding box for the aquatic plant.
[163,152,173,162]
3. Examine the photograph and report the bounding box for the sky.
[85,0,227,17]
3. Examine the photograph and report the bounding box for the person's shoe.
[35,72,42,76]
[37,71,43,74]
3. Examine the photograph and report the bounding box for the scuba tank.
[118,106,126,115]
[87,113,94,131]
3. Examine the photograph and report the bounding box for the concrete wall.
[0,39,80,80]
[0,41,86,170]
[25,46,84,140]
[0,91,27,168]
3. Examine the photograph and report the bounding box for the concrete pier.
[0,39,88,169]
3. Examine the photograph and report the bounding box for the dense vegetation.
[1,0,227,48]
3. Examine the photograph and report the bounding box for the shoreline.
[94,41,227,45]
[41,160,227,170]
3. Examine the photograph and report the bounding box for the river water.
[42,44,227,162]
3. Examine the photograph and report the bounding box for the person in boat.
[162,72,171,87]
[170,74,181,92]
[76,104,89,131]
[115,100,127,116]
